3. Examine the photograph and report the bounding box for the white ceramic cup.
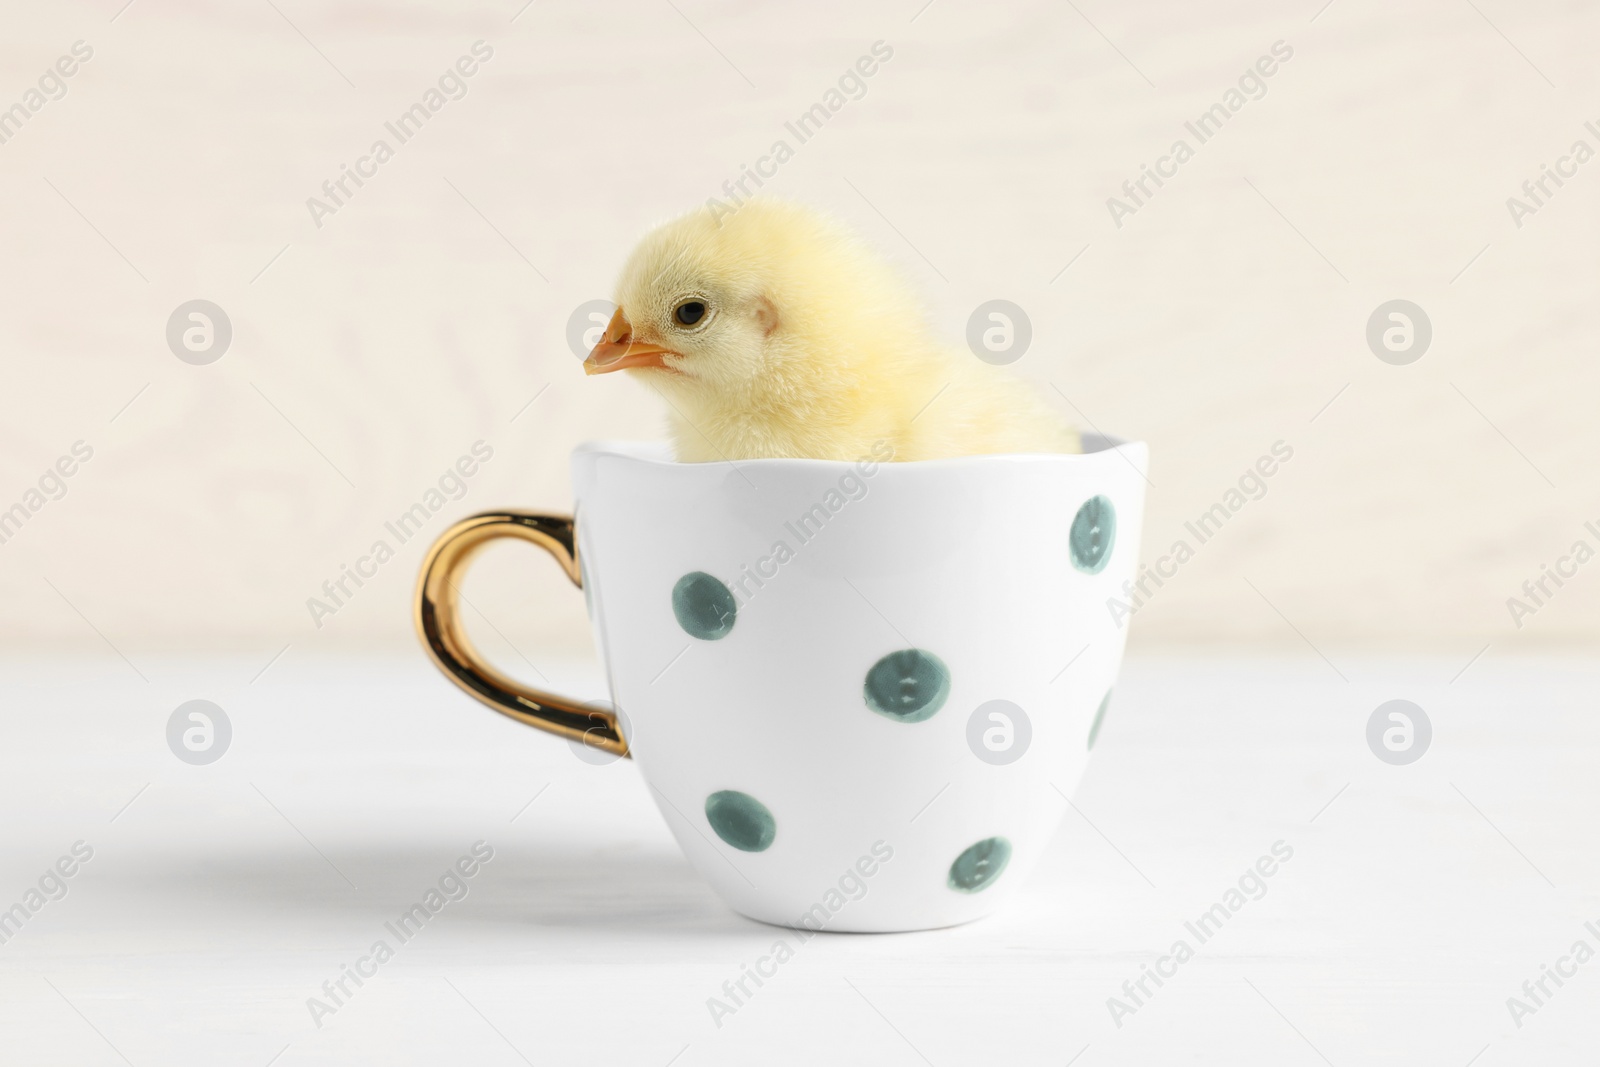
[416,435,1146,932]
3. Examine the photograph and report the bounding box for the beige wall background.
[1,0,1596,671]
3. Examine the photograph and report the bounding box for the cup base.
[723,901,1002,935]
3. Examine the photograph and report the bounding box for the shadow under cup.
[418,436,1147,932]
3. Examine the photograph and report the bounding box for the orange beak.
[584,309,678,375]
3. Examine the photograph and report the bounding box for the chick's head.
[584,199,928,405]
[584,214,773,390]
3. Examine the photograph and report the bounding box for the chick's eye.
[673,301,706,326]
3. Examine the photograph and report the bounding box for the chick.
[584,198,1079,462]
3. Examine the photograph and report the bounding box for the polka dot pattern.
[672,571,737,640]
[704,790,776,852]
[948,836,1011,893]
[1070,495,1116,574]
[645,487,1123,907]
[863,649,950,723]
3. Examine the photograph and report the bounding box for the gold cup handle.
[414,511,628,758]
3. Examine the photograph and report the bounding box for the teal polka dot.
[704,790,775,852]
[1087,689,1113,750]
[948,836,1011,893]
[863,649,950,723]
[672,571,736,640]
[1070,495,1116,574]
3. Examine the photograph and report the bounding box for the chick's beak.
[584,309,677,375]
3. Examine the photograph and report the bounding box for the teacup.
[415,436,1146,932]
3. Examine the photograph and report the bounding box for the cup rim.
[574,434,1146,472]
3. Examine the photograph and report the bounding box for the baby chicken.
[584,198,1079,462]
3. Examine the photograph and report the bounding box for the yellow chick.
[584,198,1079,462]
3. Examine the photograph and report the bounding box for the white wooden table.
[1,652,1594,1065]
